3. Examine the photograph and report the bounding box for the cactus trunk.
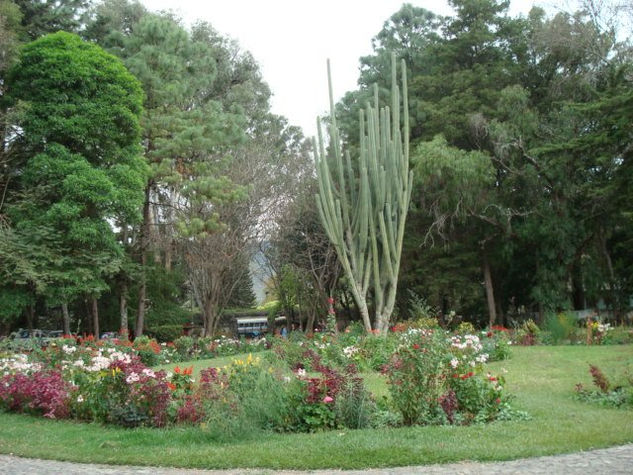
[315,53,412,334]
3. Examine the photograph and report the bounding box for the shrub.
[132,336,162,366]
[149,325,183,343]
[515,319,540,345]
[602,326,633,345]
[456,322,476,335]
[358,335,398,371]
[384,329,510,425]
[173,336,195,360]
[0,370,71,419]
[481,327,512,361]
[543,312,577,344]
[68,352,171,427]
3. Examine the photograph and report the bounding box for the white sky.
[139,1,543,139]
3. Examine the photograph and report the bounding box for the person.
[280,326,288,338]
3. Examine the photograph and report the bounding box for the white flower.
[126,372,140,384]
[142,368,156,378]
[450,358,459,369]
[296,368,306,377]
[62,345,77,354]
[76,395,84,403]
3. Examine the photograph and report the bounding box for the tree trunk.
[92,297,100,340]
[571,259,586,310]
[165,240,173,271]
[120,281,128,336]
[61,303,70,335]
[305,307,316,334]
[203,298,218,337]
[85,299,92,335]
[26,304,35,332]
[482,252,497,328]
[495,299,504,327]
[599,227,618,319]
[136,183,151,338]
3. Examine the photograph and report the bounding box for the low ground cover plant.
[574,364,633,408]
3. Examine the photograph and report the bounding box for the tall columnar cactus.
[315,53,413,333]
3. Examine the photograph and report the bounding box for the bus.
[235,316,285,338]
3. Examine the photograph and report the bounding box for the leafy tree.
[14,0,90,40]
[2,31,146,335]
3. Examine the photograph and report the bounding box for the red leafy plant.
[0,370,71,419]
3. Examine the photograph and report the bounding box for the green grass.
[158,352,262,376]
[1,345,632,470]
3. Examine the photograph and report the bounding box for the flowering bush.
[384,329,513,425]
[480,326,512,361]
[588,321,611,345]
[514,319,541,345]
[285,352,374,432]
[67,350,172,427]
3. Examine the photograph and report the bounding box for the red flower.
[412,344,420,350]
[174,366,181,374]
[167,382,176,391]
[495,398,501,404]
[327,297,334,305]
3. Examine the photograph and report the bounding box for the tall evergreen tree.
[1,31,146,335]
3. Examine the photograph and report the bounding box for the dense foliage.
[1,0,632,339]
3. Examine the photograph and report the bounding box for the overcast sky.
[139,1,544,139]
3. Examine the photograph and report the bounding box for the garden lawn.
[158,352,263,376]
[0,345,632,470]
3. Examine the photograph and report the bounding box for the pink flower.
[323,396,333,403]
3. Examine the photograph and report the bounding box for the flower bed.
[0,325,527,433]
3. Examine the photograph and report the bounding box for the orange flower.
[184,366,193,376]
[167,382,176,391]
[174,366,181,374]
